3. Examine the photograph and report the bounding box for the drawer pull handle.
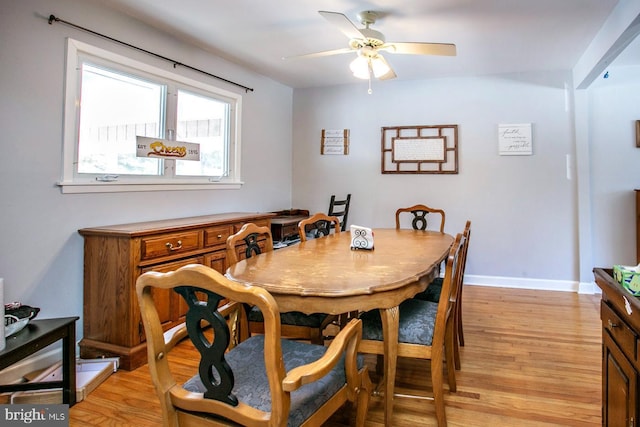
[217,234,223,239]
[607,319,618,329]
[166,240,183,251]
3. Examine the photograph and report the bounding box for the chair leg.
[310,328,324,345]
[445,321,457,392]
[355,367,372,427]
[338,312,351,329]
[376,354,384,376]
[457,301,465,347]
[431,350,448,427]
[453,332,461,371]
[453,304,461,371]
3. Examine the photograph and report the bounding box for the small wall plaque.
[321,129,349,155]
[498,123,532,155]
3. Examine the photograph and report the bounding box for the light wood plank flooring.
[68,285,602,426]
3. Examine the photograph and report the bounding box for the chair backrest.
[447,231,467,310]
[451,220,471,316]
[297,213,341,242]
[225,222,274,266]
[328,194,351,232]
[433,233,465,343]
[461,220,471,277]
[395,204,446,233]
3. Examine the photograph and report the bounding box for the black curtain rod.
[48,14,254,93]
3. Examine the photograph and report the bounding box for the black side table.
[0,317,79,406]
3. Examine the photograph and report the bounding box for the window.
[59,38,242,193]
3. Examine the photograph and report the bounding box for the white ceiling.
[100,0,624,89]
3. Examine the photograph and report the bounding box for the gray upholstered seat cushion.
[183,335,361,427]
[413,278,443,303]
[248,305,330,327]
[360,298,438,346]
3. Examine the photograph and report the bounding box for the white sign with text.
[498,123,532,155]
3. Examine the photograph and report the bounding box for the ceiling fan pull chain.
[368,74,373,94]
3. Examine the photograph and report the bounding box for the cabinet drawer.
[204,225,232,249]
[602,300,637,363]
[141,231,202,260]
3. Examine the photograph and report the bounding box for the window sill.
[56,180,243,194]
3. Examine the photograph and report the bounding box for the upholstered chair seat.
[184,335,364,427]
[247,307,331,328]
[360,299,439,346]
[413,277,444,303]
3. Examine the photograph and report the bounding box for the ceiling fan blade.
[283,47,354,60]
[318,11,365,41]
[375,55,397,80]
[382,42,457,56]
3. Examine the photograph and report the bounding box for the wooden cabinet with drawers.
[594,268,640,427]
[78,212,274,371]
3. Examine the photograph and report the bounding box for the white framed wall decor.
[498,123,532,155]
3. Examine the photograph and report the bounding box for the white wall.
[0,0,293,332]
[291,72,578,287]
[588,64,640,268]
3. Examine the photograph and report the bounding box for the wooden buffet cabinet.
[594,268,640,427]
[78,212,274,371]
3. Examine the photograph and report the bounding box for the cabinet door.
[603,331,638,427]
[141,257,203,337]
[205,249,228,274]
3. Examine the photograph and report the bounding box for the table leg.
[380,306,399,427]
[62,322,77,406]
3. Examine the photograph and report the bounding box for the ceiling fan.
[287,10,456,85]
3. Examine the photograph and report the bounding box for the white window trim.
[58,38,243,194]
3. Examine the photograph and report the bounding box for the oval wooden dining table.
[226,228,454,426]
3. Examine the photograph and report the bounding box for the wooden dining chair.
[395,204,446,233]
[396,203,447,297]
[297,212,341,242]
[226,223,337,345]
[328,194,351,232]
[358,232,465,426]
[136,263,371,427]
[414,220,471,369]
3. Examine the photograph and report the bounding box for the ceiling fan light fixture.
[371,56,390,78]
[349,55,370,79]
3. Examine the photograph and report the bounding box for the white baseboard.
[464,274,593,293]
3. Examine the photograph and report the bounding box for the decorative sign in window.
[498,123,532,155]
[381,125,458,174]
[136,136,200,160]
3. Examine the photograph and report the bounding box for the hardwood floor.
[68,285,602,426]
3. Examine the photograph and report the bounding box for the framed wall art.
[381,124,458,174]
